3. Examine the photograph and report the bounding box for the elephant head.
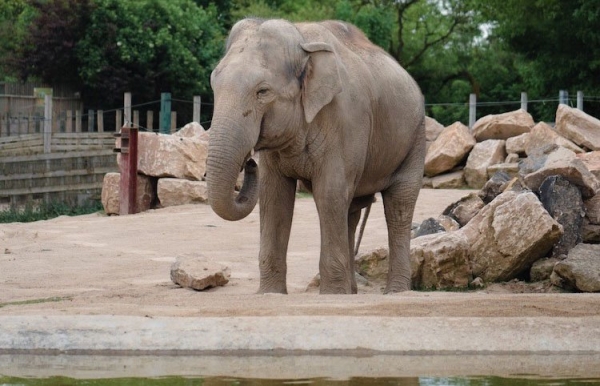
[206,18,343,221]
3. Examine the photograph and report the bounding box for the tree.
[477,0,600,120]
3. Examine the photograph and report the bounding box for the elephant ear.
[300,42,343,124]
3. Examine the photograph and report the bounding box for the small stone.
[464,139,507,189]
[442,193,485,227]
[479,171,512,204]
[414,218,446,238]
[470,277,485,288]
[170,255,230,291]
[552,244,600,292]
[530,258,560,282]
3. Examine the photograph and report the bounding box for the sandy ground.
[1,188,599,319]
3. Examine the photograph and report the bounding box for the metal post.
[114,124,138,215]
[124,92,132,125]
[43,94,52,153]
[521,92,528,112]
[577,91,583,111]
[160,92,171,134]
[469,93,476,129]
[193,95,201,123]
[559,90,568,105]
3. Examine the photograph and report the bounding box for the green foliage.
[0,0,35,80]
[76,0,225,108]
[0,200,103,223]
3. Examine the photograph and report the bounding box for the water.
[1,376,600,385]
[2,354,600,386]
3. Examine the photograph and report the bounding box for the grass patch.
[0,200,103,223]
[0,296,72,308]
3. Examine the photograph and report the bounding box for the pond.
[1,354,599,386]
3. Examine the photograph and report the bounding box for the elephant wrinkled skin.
[206,18,425,294]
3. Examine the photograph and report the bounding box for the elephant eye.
[257,87,270,97]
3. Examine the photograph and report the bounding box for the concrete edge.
[1,315,600,354]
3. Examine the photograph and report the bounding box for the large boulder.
[430,170,466,189]
[464,139,507,188]
[472,109,535,142]
[539,176,585,258]
[157,178,208,207]
[425,116,444,142]
[505,133,529,155]
[424,122,475,177]
[577,151,600,181]
[555,104,600,151]
[584,194,600,225]
[461,191,563,282]
[135,128,208,181]
[442,193,485,227]
[522,146,600,198]
[551,244,600,292]
[410,232,471,290]
[100,172,155,215]
[525,122,583,156]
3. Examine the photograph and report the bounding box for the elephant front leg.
[313,186,355,294]
[257,166,297,294]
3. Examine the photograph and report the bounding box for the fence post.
[124,92,132,125]
[133,110,140,129]
[116,110,122,131]
[559,90,568,105]
[66,110,73,132]
[147,111,153,132]
[114,124,138,215]
[193,95,201,123]
[75,110,82,133]
[43,94,52,153]
[160,92,171,134]
[88,109,95,132]
[469,93,476,129]
[521,92,528,112]
[97,110,104,132]
[170,111,177,134]
[577,91,583,111]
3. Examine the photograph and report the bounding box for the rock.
[157,179,209,207]
[530,258,560,282]
[551,244,600,292]
[523,146,600,198]
[518,143,558,176]
[486,163,520,181]
[100,172,155,215]
[461,191,563,282]
[505,133,529,155]
[424,122,475,177]
[525,122,584,156]
[355,248,389,282]
[584,194,600,225]
[175,122,209,141]
[421,176,433,188]
[555,104,600,151]
[577,151,600,181]
[539,176,585,258]
[136,131,208,181]
[436,215,460,232]
[170,255,230,290]
[505,153,520,164]
[464,139,507,189]
[470,277,485,289]
[478,171,512,204]
[410,232,471,290]
[430,170,466,189]
[582,221,600,243]
[442,193,485,227]
[425,116,444,142]
[472,109,535,141]
[414,218,446,238]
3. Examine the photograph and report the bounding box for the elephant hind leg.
[381,129,425,293]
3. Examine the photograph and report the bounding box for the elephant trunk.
[206,115,260,221]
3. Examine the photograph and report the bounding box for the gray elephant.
[206,18,425,294]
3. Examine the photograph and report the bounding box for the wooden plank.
[0,182,108,196]
[0,166,116,182]
[0,149,115,163]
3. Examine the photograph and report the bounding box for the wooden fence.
[0,132,117,206]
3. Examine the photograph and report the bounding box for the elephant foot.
[319,283,356,294]
[384,280,411,294]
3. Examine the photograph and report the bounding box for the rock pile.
[101,122,211,214]
[358,106,600,293]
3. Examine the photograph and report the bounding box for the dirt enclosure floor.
[1,188,599,318]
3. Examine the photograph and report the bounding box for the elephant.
[206,18,425,294]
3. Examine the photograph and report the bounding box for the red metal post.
[114,124,138,215]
